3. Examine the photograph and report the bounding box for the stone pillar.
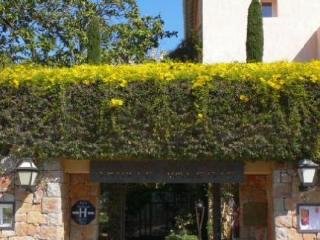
[273,168,320,240]
[0,160,69,240]
[69,174,100,240]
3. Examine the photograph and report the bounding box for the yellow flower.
[119,80,128,88]
[110,98,124,108]
[239,95,249,102]
[192,76,210,88]
[197,113,204,119]
[267,81,281,90]
[12,79,20,88]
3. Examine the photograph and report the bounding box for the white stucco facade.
[202,0,320,63]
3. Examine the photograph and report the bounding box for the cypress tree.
[87,16,101,64]
[246,0,264,62]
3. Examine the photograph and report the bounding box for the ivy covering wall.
[0,62,319,162]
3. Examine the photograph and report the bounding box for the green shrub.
[0,62,319,162]
[246,0,264,62]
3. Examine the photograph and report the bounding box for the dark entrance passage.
[99,184,207,240]
[125,184,205,240]
[98,183,240,240]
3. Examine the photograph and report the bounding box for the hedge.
[0,62,319,162]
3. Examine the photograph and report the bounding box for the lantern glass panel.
[18,171,31,186]
[30,171,38,186]
[301,168,316,184]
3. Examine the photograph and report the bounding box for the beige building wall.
[202,0,320,63]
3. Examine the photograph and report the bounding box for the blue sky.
[136,0,184,52]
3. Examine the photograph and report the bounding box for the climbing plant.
[0,62,319,162]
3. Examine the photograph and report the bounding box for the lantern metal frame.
[298,159,319,191]
[15,158,39,192]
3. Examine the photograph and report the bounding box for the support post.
[207,183,214,240]
[119,184,127,240]
[213,183,221,240]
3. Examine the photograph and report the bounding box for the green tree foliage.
[167,33,202,62]
[0,0,176,66]
[87,16,101,64]
[246,0,264,62]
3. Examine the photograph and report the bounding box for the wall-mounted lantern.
[298,159,319,190]
[16,158,39,191]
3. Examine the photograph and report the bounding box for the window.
[262,2,273,17]
[0,194,14,229]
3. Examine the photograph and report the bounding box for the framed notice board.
[297,204,320,233]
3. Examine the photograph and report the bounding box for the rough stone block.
[288,228,303,240]
[306,192,320,202]
[274,183,292,198]
[46,213,63,226]
[15,201,41,214]
[274,198,287,214]
[42,171,65,183]
[42,197,62,213]
[15,213,27,222]
[0,176,12,192]
[292,213,298,228]
[275,227,288,240]
[284,198,296,211]
[27,211,46,224]
[303,233,317,240]
[275,215,293,228]
[280,171,292,183]
[38,226,64,240]
[46,182,62,197]
[11,237,34,240]
[274,170,282,183]
[27,224,39,236]
[0,230,15,237]
[14,222,29,236]
[32,188,44,204]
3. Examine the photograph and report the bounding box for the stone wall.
[6,159,320,240]
[0,161,69,240]
[273,168,320,240]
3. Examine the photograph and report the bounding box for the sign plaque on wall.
[91,160,244,183]
[71,200,96,225]
[297,204,320,233]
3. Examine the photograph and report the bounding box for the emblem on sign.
[71,200,96,225]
